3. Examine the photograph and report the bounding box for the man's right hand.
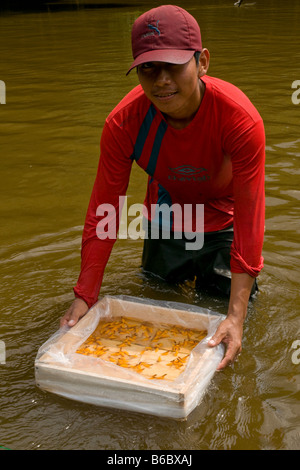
[60,297,89,328]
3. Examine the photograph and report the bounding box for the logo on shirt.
[168,165,209,182]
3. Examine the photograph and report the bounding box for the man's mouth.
[154,91,177,101]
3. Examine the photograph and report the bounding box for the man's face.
[137,57,202,127]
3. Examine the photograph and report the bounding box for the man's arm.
[208,272,255,369]
[60,120,133,327]
[209,116,265,369]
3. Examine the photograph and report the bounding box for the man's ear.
[198,48,210,77]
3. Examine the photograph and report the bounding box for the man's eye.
[140,62,154,70]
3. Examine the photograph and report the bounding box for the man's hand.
[208,315,243,370]
[60,297,89,328]
[208,272,255,370]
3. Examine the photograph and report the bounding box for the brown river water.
[0,0,299,451]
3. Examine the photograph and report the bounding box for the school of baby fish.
[76,316,207,381]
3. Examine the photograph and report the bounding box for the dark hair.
[194,51,201,65]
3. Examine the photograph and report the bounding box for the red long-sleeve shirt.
[74,75,265,308]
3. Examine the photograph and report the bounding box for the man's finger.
[208,327,226,348]
[67,310,81,327]
[217,344,241,370]
[60,307,73,328]
[217,353,233,370]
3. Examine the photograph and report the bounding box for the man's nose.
[154,66,172,86]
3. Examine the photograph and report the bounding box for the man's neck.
[163,79,206,129]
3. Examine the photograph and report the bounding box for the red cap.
[127,5,202,75]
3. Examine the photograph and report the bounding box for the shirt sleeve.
[73,122,133,307]
[224,118,265,277]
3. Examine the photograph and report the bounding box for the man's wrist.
[227,272,255,321]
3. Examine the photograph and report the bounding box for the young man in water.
[60,5,265,370]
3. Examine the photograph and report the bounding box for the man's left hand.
[208,315,243,370]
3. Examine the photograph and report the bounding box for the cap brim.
[126,49,195,75]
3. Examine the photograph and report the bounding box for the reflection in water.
[0,0,299,450]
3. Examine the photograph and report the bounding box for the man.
[60,5,265,370]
